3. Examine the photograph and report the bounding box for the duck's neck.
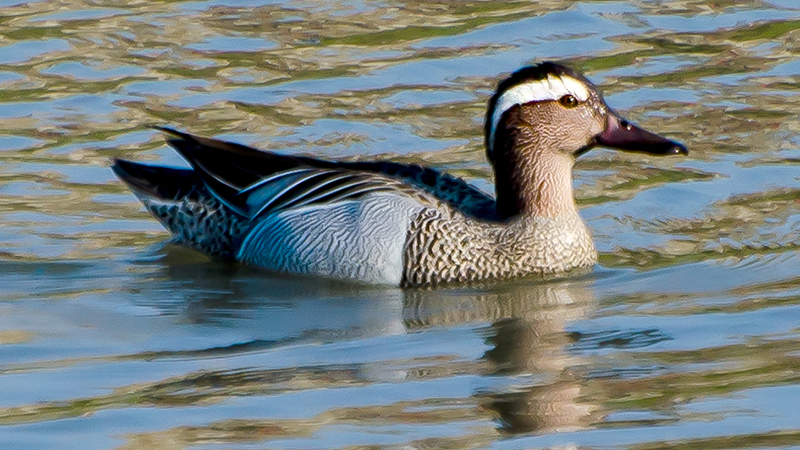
[493,133,578,220]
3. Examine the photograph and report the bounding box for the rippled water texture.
[2,1,800,449]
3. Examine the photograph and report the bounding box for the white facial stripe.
[488,75,591,153]
[560,76,590,101]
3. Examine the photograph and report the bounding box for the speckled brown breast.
[402,208,597,287]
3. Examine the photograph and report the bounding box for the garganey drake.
[113,62,687,287]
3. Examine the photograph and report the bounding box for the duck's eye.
[558,94,578,108]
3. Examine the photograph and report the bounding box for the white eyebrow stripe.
[488,75,590,154]
[560,75,590,101]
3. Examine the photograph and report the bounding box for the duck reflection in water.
[132,257,614,436]
[405,274,598,434]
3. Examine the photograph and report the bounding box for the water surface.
[1,1,800,449]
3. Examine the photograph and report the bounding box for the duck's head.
[485,62,687,162]
[484,62,687,218]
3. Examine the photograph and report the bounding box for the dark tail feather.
[111,158,200,201]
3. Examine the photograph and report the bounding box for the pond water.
[1,1,800,449]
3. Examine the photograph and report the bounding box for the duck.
[113,62,687,287]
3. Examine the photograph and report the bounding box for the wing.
[155,127,432,220]
[156,127,497,220]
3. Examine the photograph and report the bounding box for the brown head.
[485,62,687,219]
